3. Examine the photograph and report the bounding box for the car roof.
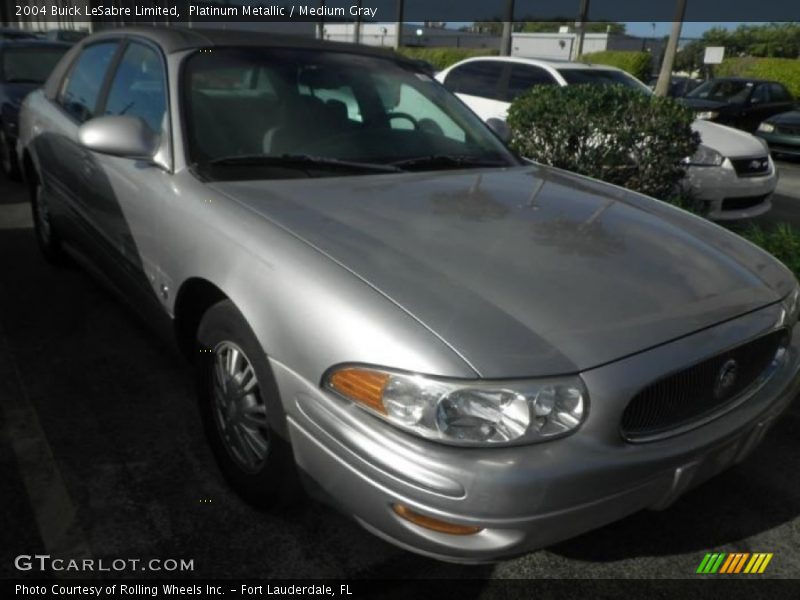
[0,39,71,49]
[84,26,415,63]
[445,55,625,72]
[707,77,780,85]
[0,27,37,38]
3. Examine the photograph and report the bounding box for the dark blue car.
[0,39,69,179]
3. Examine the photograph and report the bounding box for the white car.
[436,57,777,221]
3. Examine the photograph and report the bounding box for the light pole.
[353,0,362,44]
[394,0,404,49]
[654,0,688,97]
[500,0,515,56]
[573,0,590,61]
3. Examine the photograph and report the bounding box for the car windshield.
[686,80,752,102]
[2,46,68,83]
[557,68,652,94]
[184,47,518,180]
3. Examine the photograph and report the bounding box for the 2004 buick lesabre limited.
[17,28,800,563]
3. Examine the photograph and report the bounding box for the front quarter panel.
[161,171,479,388]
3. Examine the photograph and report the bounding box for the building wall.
[511,33,610,60]
[323,23,499,49]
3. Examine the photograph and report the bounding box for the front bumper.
[756,131,800,157]
[274,305,800,563]
[684,156,777,221]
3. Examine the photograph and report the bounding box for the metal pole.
[317,1,325,40]
[500,0,514,56]
[394,0,404,49]
[573,0,590,61]
[353,0,362,44]
[654,0,687,96]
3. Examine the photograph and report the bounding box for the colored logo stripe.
[697,553,773,574]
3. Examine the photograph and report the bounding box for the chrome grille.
[621,329,787,441]
[730,156,770,177]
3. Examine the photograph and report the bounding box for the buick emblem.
[714,359,739,399]
[749,159,767,170]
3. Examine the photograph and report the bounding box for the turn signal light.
[328,368,390,414]
[392,504,482,536]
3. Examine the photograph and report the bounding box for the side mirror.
[486,117,511,144]
[78,115,159,159]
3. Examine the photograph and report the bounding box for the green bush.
[580,50,652,81]
[737,224,800,279]
[395,47,498,71]
[506,85,699,201]
[716,57,800,98]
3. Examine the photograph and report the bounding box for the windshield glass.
[557,68,652,94]
[183,48,517,179]
[2,46,68,83]
[686,79,752,102]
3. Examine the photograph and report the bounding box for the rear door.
[441,60,509,121]
[40,40,121,236]
[767,82,795,118]
[502,63,559,104]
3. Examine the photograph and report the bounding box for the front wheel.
[196,300,300,508]
[31,178,67,265]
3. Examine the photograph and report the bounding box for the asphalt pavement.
[1,162,799,585]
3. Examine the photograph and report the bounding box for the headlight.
[684,144,725,167]
[324,366,587,446]
[696,110,719,120]
[757,122,776,133]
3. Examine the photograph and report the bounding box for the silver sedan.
[17,27,800,563]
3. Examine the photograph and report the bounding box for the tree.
[521,21,626,34]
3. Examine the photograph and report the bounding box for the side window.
[104,42,166,133]
[443,61,504,100]
[59,42,118,123]
[769,83,792,103]
[751,84,770,104]
[504,64,557,102]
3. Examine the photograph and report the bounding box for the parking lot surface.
[1,163,799,581]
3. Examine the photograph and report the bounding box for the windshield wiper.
[389,154,510,170]
[197,154,404,174]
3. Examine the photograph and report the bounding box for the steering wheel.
[387,112,419,129]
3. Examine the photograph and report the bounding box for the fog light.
[392,504,482,535]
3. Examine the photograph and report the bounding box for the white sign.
[704,46,726,65]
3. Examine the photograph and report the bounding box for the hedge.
[395,47,498,71]
[716,57,800,98]
[738,224,800,279]
[579,50,652,82]
[507,85,699,201]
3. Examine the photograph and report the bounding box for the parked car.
[0,27,37,41]
[756,110,800,158]
[680,77,796,132]
[43,29,89,44]
[648,75,702,98]
[0,39,69,179]
[437,57,777,221]
[19,28,800,563]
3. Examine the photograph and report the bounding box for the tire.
[30,176,67,265]
[0,129,21,181]
[196,299,300,508]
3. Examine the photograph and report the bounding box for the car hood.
[766,110,800,126]
[691,119,768,157]
[210,166,792,377]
